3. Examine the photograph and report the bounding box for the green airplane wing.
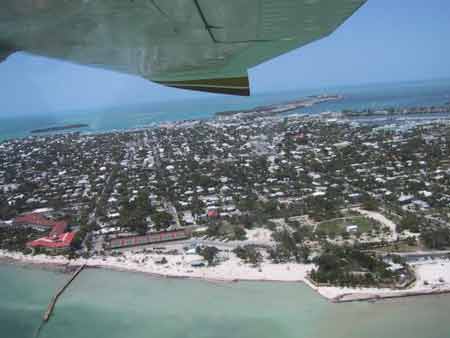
[0,0,366,95]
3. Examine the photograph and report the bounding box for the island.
[2,99,450,305]
[216,94,342,119]
[30,124,89,134]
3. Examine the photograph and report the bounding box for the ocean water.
[2,264,450,338]
[1,78,450,141]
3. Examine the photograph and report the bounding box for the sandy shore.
[0,249,310,282]
[2,249,450,302]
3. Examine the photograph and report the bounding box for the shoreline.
[333,288,450,303]
[0,250,308,284]
[2,250,450,303]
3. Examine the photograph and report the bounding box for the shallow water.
[1,264,450,338]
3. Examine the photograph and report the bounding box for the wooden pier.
[43,264,86,322]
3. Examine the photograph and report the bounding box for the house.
[412,199,430,210]
[207,210,219,218]
[0,221,10,228]
[182,211,195,225]
[346,225,359,233]
[398,194,414,204]
[333,141,351,149]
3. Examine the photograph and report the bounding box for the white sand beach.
[2,249,450,302]
[0,249,310,282]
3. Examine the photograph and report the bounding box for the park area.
[316,216,382,236]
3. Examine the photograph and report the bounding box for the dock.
[43,264,86,322]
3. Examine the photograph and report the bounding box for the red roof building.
[14,213,68,234]
[14,213,55,228]
[207,210,219,218]
[49,221,69,237]
[17,213,73,251]
[28,232,76,250]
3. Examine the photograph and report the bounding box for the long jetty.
[43,264,86,322]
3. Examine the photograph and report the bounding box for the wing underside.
[0,0,366,95]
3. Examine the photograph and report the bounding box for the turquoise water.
[2,263,450,338]
[0,264,66,337]
[1,79,450,141]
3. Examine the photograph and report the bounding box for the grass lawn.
[317,216,381,235]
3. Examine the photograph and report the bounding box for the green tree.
[197,246,219,266]
[421,228,450,249]
[361,195,380,211]
[398,213,421,233]
[152,211,173,231]
[234,245,262,266]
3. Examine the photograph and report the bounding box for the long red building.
[106,229,190,249]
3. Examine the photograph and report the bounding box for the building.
[18,213,74,253]
[27,232,76,253]
[105,228,190,249]
[13,213,58,232]
[346,225,359,233]
[207,210,219,218]
[14,213,69,233]
[398,194,414,204]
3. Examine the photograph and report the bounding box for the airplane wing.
[0,0,366,95]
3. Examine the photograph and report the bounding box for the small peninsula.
[215,94,342,119]
[30,124,89,134]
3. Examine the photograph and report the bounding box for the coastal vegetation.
[196,246,219,266]
[205,220,247,241]
[0,227,39,252]
[269,229,310,263]
[233,245,263,266]
[396,213,423,233]
[420,227,450,250]
[310,245,409,287]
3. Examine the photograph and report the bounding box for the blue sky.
[1,0,450,116]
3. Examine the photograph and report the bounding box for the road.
[164,200,181,228]
[353,208,399,240]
